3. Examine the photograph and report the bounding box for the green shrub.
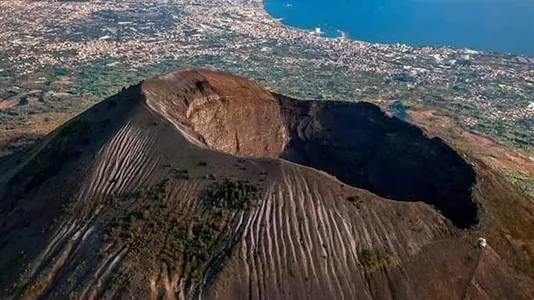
[202,179,257,210]
[357,247,398,272]
[168,168,190,180]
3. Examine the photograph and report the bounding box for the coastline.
[256,0,465,55]
[256,0,376,48]
[257,0,533,57]
[259,0,348,39]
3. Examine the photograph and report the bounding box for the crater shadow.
[277,96,478,229]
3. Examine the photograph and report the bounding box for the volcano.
[1,69,533,299]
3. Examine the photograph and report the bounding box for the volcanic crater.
[145,69,478,228]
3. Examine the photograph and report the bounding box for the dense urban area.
[0,0,533,195]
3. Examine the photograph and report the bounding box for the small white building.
[478,238,487,249]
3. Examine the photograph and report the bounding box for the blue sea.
[264,0,534,56]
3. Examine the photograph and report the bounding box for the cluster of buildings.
[0,0,533,132]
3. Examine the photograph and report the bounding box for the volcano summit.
[0,69,533,299]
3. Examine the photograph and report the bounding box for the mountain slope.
[0,69,533,299]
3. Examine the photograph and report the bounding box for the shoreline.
[257,0,532,58]
[257,0,471,54]
[258,0,359,41]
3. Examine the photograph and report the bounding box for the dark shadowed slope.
[0,69,533,299]
[276,96,478,228]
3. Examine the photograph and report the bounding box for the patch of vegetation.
[505,173,534,200]
[390,101,408,120]
[204,173,216,180]
[5,261,31,295]
[357,247,398,272]
[146,179,169,201]
[168,168,190,180]
[346,195,359,202]
[201,179,258,210]
[103,176,258,295]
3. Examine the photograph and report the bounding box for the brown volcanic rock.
[0,69,533,299]
[142,70,288,157]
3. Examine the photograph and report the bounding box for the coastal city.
[0,0,533,155]
[2,2,534,298]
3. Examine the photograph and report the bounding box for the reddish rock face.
[0,69,532,300]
